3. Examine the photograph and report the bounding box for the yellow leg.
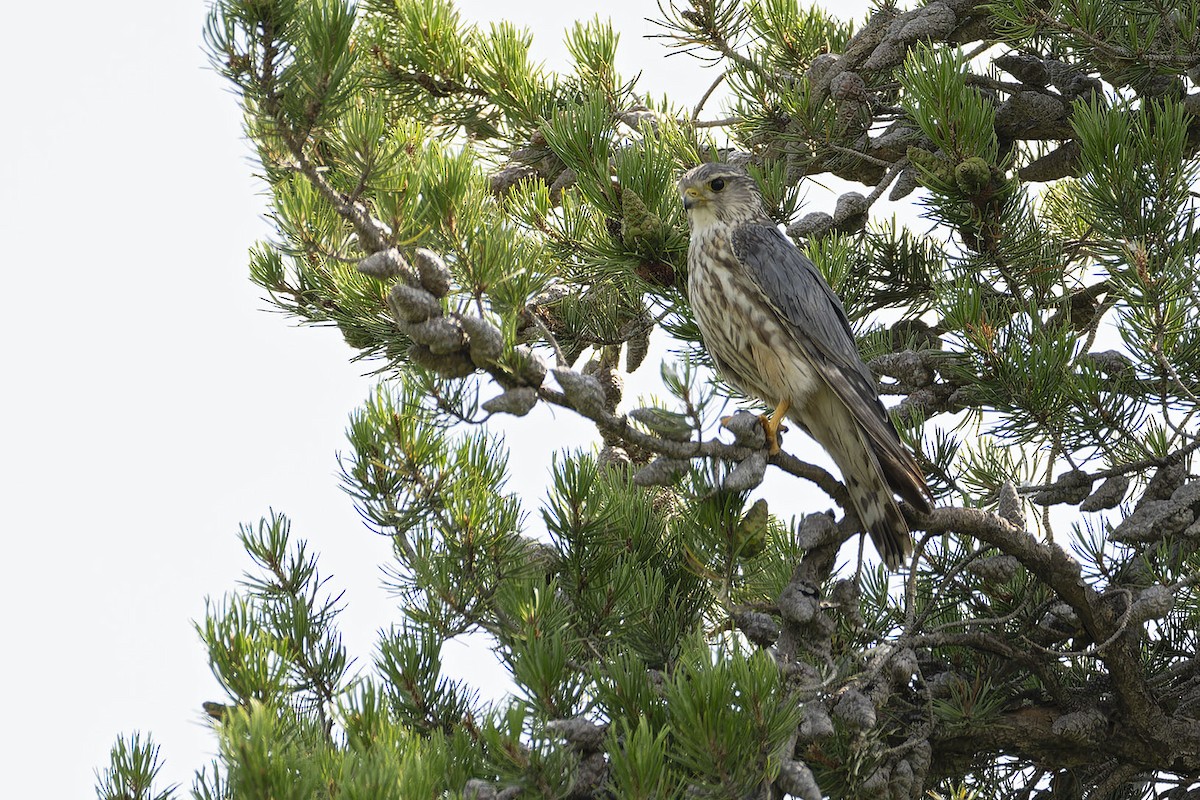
[760,398,791,455]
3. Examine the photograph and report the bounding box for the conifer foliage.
[99,0,1200,797]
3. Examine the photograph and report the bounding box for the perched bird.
[679,162,932,569]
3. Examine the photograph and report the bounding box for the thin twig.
[694,116,740,129]
[691,71,728,122]
[822,142,894,169]
[864,157,909,205]
[1014,437,1200,494]
[530,314,570,368]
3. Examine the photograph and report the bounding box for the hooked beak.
[682,186,703,210]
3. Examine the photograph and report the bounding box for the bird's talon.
[758,414,784,454]
[757,398,791,454]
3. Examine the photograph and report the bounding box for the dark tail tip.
[867,501,913,571]
[873,526,911,571]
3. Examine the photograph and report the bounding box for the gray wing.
[731,223,932,510]
[730,223,878,411]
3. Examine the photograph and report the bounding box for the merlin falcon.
[679,163,932,569]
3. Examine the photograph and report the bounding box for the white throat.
[685,205,728,238]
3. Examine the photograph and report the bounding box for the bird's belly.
[688,251,821,409]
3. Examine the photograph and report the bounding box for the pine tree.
[98,0,1200,797]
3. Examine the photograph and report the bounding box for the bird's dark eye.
[709,178,725,192]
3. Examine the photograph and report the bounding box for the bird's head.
[678,163,770,230]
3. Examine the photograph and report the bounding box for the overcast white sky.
[0,1,871,796]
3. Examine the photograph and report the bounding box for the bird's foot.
[759,398,792,455]
[758,413,787,455]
